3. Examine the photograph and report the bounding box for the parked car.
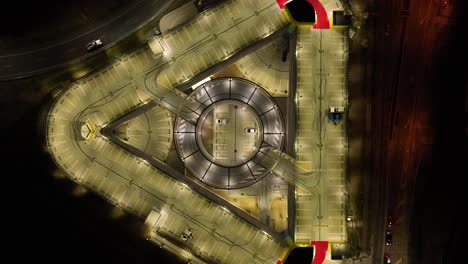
[282,49,289,62]
[244,127,257,133]
[328,106,345,123]
[216,118,228,124]
[86,39,103,52]
[181,228,193,241]
[385,231,393,245]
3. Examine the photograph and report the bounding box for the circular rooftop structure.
[196,100,264,167]
[174,78,284,189]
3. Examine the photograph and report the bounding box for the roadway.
[0,0,179,80]
[368,0,460,263]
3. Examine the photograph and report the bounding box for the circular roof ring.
[195,100,264,167]
[174,77,285,189]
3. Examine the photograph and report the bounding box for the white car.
[181,228,193,241]
[216,118,228,124]
[86,39,103,52]
[329,106,345,113]
[244,127,257,133]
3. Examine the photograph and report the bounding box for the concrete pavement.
[47,0,291,262]
[45,0,352,262]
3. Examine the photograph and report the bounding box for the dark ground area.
[285,0,316,23]
[0,1,184,263]
[284,247,314,264]
[407,1,467,261]
[3,101,184,263]
[0,0,139,51]
[1,0,467,263]
[366,0,467,262]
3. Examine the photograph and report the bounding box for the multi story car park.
[46,0,350,263]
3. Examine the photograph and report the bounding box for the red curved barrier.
[275,0,330,29]
[311,241,329,264]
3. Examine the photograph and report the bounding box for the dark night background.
[408,5,466,262]
[2,1,184,263]
[1,0,467,263]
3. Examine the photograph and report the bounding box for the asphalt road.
[0,0,176,80]
[369,0,466,263]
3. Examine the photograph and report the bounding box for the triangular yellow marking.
[85,120,96,141]
[157,74,173,90]
[136,90,152,103]
[295,160,312,171]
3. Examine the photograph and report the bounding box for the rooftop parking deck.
[46,0,349,262]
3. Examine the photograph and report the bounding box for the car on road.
[383,253,391,263]
[86,39,103,52]
[385,230,393,245]
[154,28,162,36]
[387,215,393,228]
[244,127,257,133]
[195,0,223,12]
[216,118,228,124]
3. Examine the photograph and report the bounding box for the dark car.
[387,215,393,228]
[282,49,289,62]
[385,231,393,245]
[86,39,103,52]
[384,253,391,263]
[195,0,223,12]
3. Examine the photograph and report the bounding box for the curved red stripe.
[275,0,330,29]
[307,0,330,29]
[311,241,328,264]
[275,0,289,9]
